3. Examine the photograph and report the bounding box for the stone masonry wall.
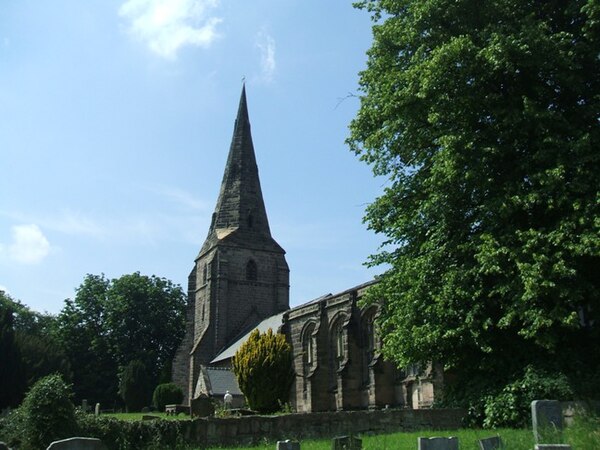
[181,408,466,447]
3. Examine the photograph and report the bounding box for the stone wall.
[181,408,465,447]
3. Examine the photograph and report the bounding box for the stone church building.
[172,87,442,412]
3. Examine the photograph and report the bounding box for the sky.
[0,0,387,315]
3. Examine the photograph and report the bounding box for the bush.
[19,374,78,450]
[232,328,295,413]
[75,410,187,450]
[483,366,574,428]
[152,383,184,411]
[119,360,152,412]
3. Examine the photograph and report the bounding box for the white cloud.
[145,184,208,211]
[256,31,276,82]
[8,224,50,264]
[119,0,221,59]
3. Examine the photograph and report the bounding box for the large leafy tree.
[349,0,600,399]
[57,273,186,405]
[0,291,70,408]
[57,274,118,406]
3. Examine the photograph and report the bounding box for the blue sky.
[0,0,385,314]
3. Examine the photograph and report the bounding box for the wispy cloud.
[145,184,208,211]
[4,224,51,264]
[119,0,221,59]
[256,31,276,82]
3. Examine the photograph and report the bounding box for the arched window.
[247,212,254,229]
[302,323,316,377]
[202,264,208,284]
[329,318,345,390]
[246,260,257,281]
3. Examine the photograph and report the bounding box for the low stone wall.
[181,408,466,447]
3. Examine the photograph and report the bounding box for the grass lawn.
[101,413,600,449]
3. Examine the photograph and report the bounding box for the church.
[172,86,442,412]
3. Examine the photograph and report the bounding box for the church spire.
[207,85,273,240]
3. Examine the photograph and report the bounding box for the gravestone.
[94,403,100,416]
[81,399,88,413]
[276,440,301,450]
[0,441,9,450]
[418,436,459,450]
[191,395,215,417]
[331,435,362,450]
[46,437,107,450]
[532,400,563,443]
[478,436,503,449]
[534,445,571,450]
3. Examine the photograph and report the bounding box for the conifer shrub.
[19,374,78,450]
[232,328,295,413]
[152,383,184,411]
[119,360,151,412]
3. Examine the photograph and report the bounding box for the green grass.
[101,413,600,449]
[203,419,600,450]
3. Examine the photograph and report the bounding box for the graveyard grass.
[199,416,600,450]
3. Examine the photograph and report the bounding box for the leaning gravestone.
[46,437,107,450]
[478,436,503,449]
[331,435,362,450]
[418,436,459,450]
[276,439,301,450]
[532,400,563,443]
[534,445,571,450]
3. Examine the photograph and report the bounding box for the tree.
[0,294,24,409]
[348,0,600,414]
[119,360,152,412]
[152,383,184,411]
[0,291,70,407]
[20,374,77,450]
[232,329,295,413]
[56,274,118,406]
[56,273,186,406]
[104,272,187,386]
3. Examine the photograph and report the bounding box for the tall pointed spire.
[201,85,277,254]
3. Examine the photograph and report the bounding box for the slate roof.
[204,367,243,396]
[210,311,287,364]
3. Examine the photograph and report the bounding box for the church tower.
[172,86,290,402]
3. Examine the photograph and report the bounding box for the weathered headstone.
[142,415,160,421]
[0,441,9,450]
[191,395,215,417]
[46,437,107,450]
[417,436,459,450]
[94,403,100,416]
[81,399,88,413]
[532,400,563,443]
[534,445,572,450]
[332,435,362,450]
[478,436,503,450]
[276,439,301,450]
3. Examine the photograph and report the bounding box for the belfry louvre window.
[246,260,257,281]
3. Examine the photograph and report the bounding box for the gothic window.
[246,260,257,281]
[302,323,316,378]
[247,212,254,229]
[202,264,208,284]
[329,318,345,390]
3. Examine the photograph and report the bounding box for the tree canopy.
[349,0,600,412]
[57,272,186,406]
